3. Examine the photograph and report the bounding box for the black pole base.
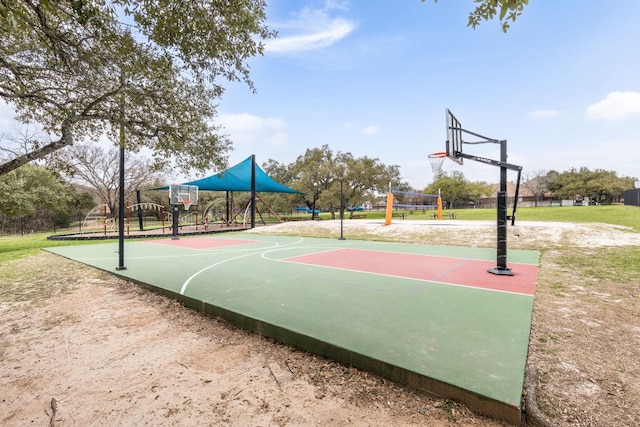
[116,266,127,271]
[488,266,513,276]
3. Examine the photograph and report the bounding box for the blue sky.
[1,1,639,189]
[215,0,640,188]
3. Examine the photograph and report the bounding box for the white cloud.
[361,125,380,135]
[324,0,350,11]
[266,131,288,147]
[585,91,640,120]
[265,3,356,52]
[529,109,561,118]
[217,113,287,147]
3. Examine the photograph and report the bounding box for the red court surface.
[146,237,258,250]
[286,248,537,296]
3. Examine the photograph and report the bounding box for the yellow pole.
[437,193,443,220]
[385,192,394,225]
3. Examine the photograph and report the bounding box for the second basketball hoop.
[428,151,447,176]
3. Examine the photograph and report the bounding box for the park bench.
[433,212,456,220]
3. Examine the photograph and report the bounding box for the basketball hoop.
[428,151,447,175]
[181,200,193,210]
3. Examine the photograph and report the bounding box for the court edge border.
[47,249,525,425]
[153,280,523,424]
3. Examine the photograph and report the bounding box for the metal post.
[250,155,256,229]
[136,189,144,231]
[311,192,318,220]
[171,205,179,240]
[488,140,512,276]
[116,75,126,270]
[339,178,345,240]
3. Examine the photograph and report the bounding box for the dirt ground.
[1,219,639,426]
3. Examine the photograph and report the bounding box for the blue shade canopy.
[157,156,302,194]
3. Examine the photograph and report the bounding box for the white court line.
[179,251,263,295]
[263,249,535,297]
[179,237,305,295]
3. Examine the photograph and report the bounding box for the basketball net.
[428,152,446,175]
[181,200,193,210]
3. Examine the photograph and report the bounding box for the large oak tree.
[0,0,274,176]
[262,145,406,218]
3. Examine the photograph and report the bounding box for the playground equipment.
[82,202,169,235]
[81,204,110,233]
[445,108,522,275]
[231,193,283,226]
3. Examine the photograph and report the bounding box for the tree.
[546,168,636,204]
[426,0,530,32]
[521,169,549,207]
[0,0,274,176]
[0,163,84,232]
[335,152,404,216]
[260,159,301,214]
[50,142,167,215]
[425,171,492,208]
[292,146,406,218]
[0,126,48,162]
[50,190,96,229]
[263,145,406,217]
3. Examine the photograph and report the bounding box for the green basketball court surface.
[47,232,539,423]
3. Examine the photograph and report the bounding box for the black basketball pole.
[116,73,126,271]
[117,144,126,270]
[446,109,521,276]
[488,139,512,275]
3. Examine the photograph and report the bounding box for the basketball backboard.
[446,109,463,165]
[169,184,199,209]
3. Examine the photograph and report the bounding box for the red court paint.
[146,237,257,250]
[286,248,537,296]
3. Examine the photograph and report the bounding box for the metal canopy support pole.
[311,192,318,220]
[488,140,513,276]
[171,205,179,240]
[136,189,144,231]
[250,154,256,229]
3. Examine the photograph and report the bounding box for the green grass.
[424,205,640,231]
[342,205,640,231]
[1,205,638,264]
[0,232,108,264]
[555,246,640,284]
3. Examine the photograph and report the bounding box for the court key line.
[275,249,536,297]
[179,237,306,295]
